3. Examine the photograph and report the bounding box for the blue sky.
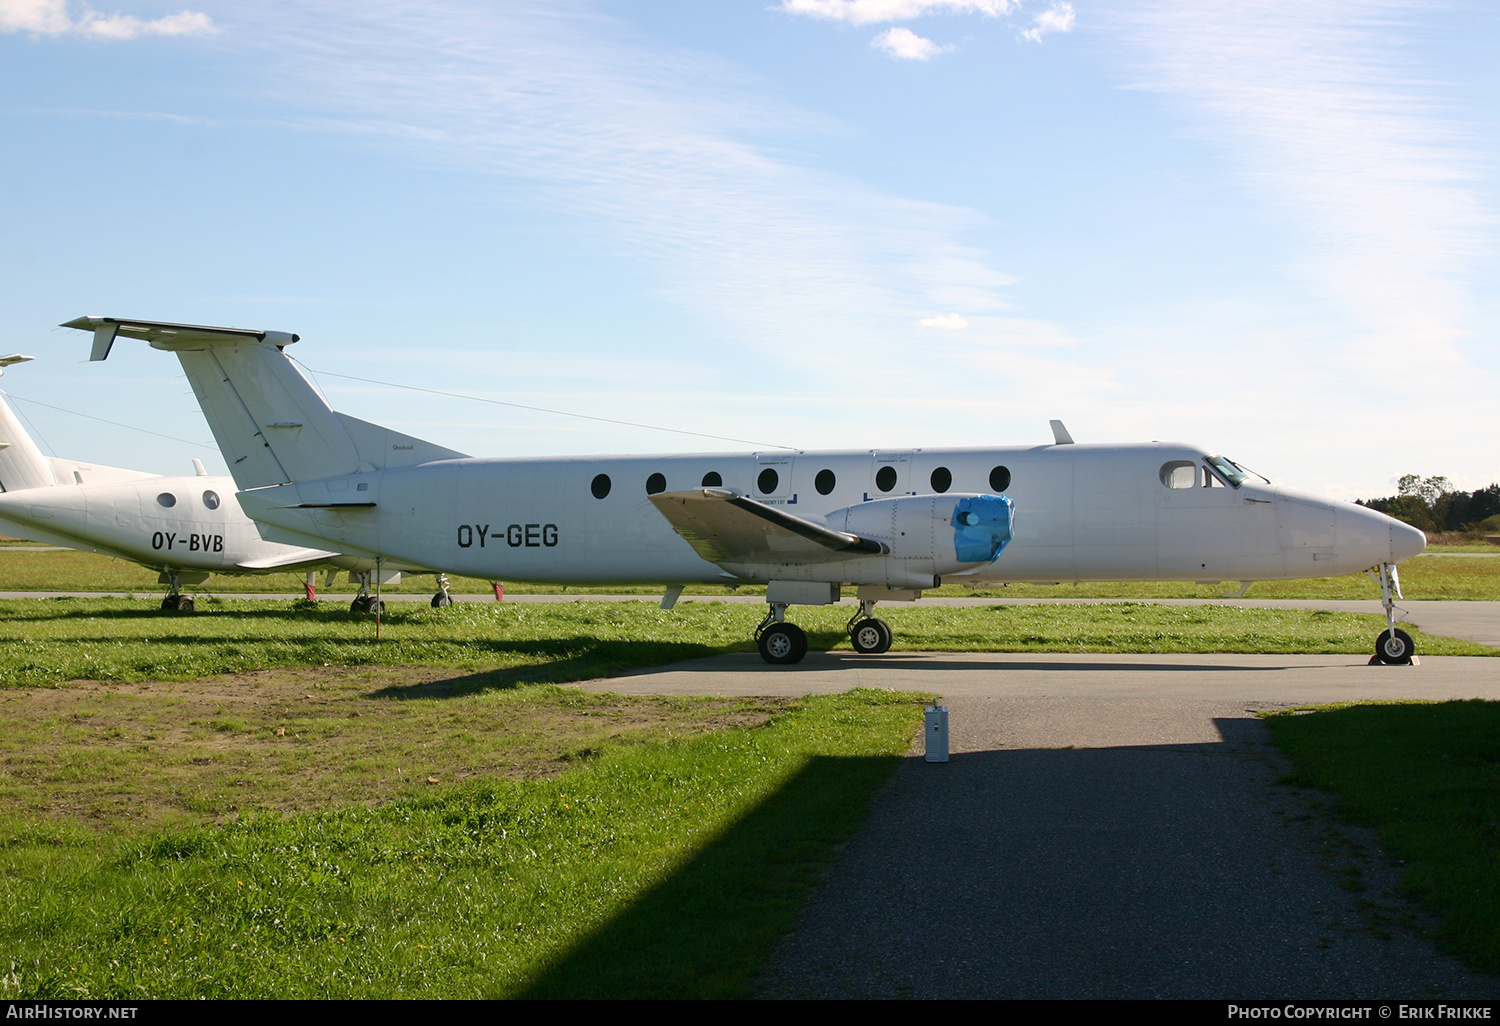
[1,0,1496,499]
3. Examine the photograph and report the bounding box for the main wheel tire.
[1376,628,1415,665]
[431,592,453,608]
[350,596,370,614]
[175,596,195,614]
[850,618,890,655]
[369,599,386,615]
[757,623,808,665]
[160,596,176,612]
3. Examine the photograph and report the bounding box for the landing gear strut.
[847,600,892,655]
[159,571,195,614]
[1369,562,1414,665]
[431,573,454,608]
[755,604,808,665]
[349,572,385,614]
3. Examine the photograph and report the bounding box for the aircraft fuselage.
[236,441,1425,587]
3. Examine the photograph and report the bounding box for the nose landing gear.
[1369,562,1415,665]
[431,573,454,608]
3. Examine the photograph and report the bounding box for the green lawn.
[0,597,1490,691]
[0,547,1495,599]
[1264,701,1500,974]
[0,688,924,999]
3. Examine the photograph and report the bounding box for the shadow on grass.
[364,641,729,699]
[513,753,902,1000]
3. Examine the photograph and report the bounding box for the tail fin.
[62,316,468,489]
[0,356,58,492]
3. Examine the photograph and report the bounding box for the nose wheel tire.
[758,623,808,665]
[431,592,453,608]
[351,596,386,614]
[160,595,195,613]
[1375,628,1415,665]
[850,618,893,654]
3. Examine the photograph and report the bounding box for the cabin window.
[1160,461,1198,489]
[989,466,1011,492]
[646,472,666,495]
[757,468,779,494]
[815,469,836,495]
[875,465,897,492]
[201,490,220,510]
[156,492,177,508]
[930,466,952,493]
[701,471,722,487]
[591,473,611,499]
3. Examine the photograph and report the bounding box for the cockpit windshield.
[1203,454,1261,488]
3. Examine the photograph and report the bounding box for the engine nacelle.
[827,492,1015,581]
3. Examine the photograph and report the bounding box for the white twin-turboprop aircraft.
[63,315,1428,664]
[0,352,453,612]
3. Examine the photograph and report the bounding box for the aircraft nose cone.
[1391,520,1426,562]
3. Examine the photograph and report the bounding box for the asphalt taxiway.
[577,650,1500,999]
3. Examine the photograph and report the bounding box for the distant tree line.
[1357,474,1500,534]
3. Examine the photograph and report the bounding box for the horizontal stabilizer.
[649,488,886,567]
[62,316,298,357]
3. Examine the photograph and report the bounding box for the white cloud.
[231,2,1019,379]
[1114,1,1489,377]
[0,0,215,38]
[1021,1,1074,42]
[775,0,1014,25]
[872,26,949,59]
[919,313,969,329]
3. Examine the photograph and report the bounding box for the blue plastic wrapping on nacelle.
[951,494,1014,563]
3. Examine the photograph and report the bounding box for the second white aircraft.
[65,316,1427,663]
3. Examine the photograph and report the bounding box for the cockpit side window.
[1203,454,1248,488]
[1159,461,1198,489]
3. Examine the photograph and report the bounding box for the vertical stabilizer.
[62,317,467,490]
[0,356,57,492]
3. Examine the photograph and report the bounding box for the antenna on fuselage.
[1049,419,1074,445]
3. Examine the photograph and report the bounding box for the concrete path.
[578,652,1500,999]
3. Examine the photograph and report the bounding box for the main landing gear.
[349,572,385,614]
[847,600,893,655]
[755,605,807,665]
[159,571,194,613]
[1369,561,1415,665]
[753,596,898,664]
[431,574,454,608]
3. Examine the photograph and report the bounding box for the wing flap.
[649,489,886,566]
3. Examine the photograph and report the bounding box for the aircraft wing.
[648,489,887,566]
[234,547,343,572]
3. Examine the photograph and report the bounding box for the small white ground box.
[925,704,949,763]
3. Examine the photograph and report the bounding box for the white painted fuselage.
[0,470,341,576]
[237,442,1424,588]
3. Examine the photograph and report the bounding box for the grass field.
[0,597,1491,691]
[0,547,1495,600]
[1264,701,1500,975]
[0,687,926,999]
[1,592,1495,996]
